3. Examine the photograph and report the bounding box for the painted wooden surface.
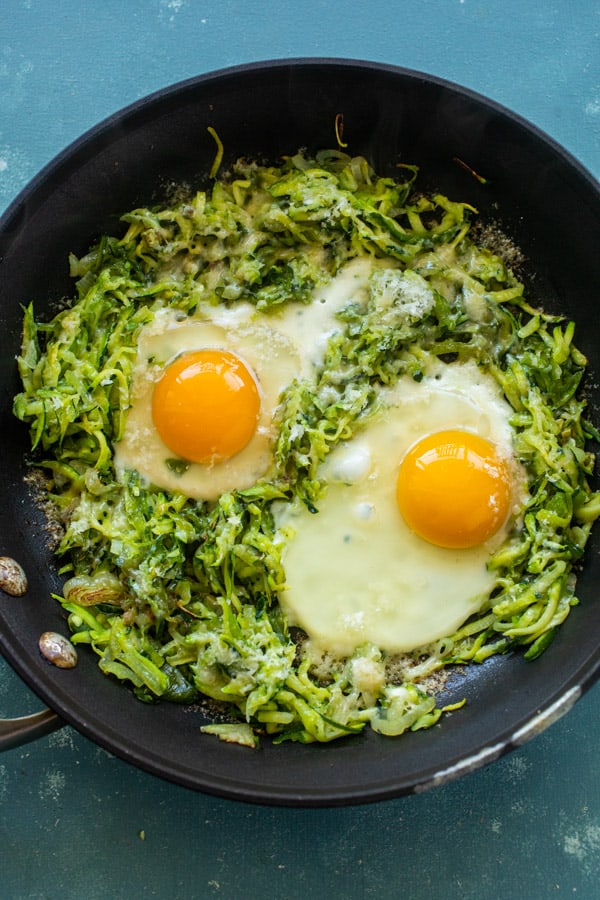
[1,2,600,898]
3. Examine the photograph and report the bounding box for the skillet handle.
[0,709,65,751]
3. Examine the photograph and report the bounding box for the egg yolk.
[151,349,261,464]
[396,429,511,549]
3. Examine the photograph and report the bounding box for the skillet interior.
[1,59,600,807]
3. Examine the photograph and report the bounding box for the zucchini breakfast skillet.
[1,60,600,807]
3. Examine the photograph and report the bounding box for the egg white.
[275,359,528,656]
[114,258,376,499]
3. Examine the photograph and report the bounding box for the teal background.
[2,2,600,898]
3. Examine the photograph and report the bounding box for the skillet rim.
[2,56,599,230]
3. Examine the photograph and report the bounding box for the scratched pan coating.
[1,59,600,807]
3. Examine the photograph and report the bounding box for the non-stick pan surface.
[1,59,600,807]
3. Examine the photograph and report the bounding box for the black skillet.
[1,59,600,807]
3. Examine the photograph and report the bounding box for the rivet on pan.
[0,556,28,597]
[38,631,78,669]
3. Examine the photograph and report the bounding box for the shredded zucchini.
[13,148,600,746]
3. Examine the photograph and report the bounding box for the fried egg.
[275,359,528,655]
[114,258,374,499]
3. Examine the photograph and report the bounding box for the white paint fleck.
[159,0,186,23]
[48,727,76,750]
[0,763,8,804]
[16,59,33,79]
[564,834,586,861]
[0,144,32,204]
[502,753,531,782]
[490,819,502,834]
[561,821,600,876]
[0,46,34,87]
[585,97,600,116]
[94,746,115,763]
[38,768,67,803]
